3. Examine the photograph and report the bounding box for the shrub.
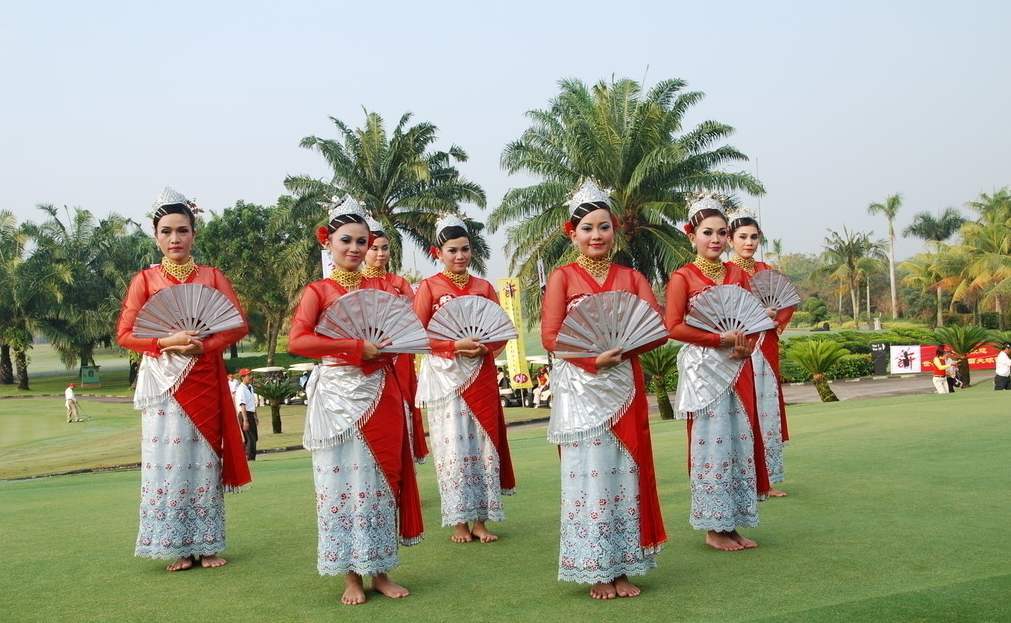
[979,312,1000,330]
[826,353,873,379]
[790,311,812,327]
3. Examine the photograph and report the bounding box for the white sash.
[674,344,745,418]
[133,352,196,410]
[547,358,634,444]
[303,364,386,451]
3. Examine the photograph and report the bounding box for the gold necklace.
[693,255,726,282]
[731,255,757,275]
[362,265,386,278]
[161,256,196,281]
[442,269,470,287]
[576,254,611,279]
[330,268,364,290]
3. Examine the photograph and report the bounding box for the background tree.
[904,208,964,254]
[199,200,296,366]
[819,227,886,324]
[284,110,488,273]
[867,193,902,319]
[951,190,1011,328]
[901,253,949,327]
[252,376,299,434]
[788,341,848,402]
[488,77,764,318]
[640,344,680,420]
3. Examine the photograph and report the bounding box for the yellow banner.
[497,278,532,389]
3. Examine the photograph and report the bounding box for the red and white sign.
[889,345,922,373]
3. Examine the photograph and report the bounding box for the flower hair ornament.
[683,191,728,234]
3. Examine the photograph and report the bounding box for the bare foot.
[342,573,367,606]
[200,555,228,568]
[373,573,410,599]
[471,521,498,543]
[768,487,788,497]
[613,575,641,598]
[451,523,473,543]
[706,530,744,551]
[729,530,758,549]
[166,556,194,572]
[589,582,617,600]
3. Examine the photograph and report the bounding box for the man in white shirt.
[995,343,1011,391]
[65,383,82,423]
[235,369,258,460]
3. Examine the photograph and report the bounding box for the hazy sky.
[3,0,1008,280]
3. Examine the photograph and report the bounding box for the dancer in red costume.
[117,187,251,572]
[728,207,796,497]
[414,215,516,545]
[664,193,768,552]
[288,195,423,606]
[541,180,667,600]
[362,217,428,464]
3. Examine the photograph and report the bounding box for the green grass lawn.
[2,384,1010,622]
[0,400,549,479]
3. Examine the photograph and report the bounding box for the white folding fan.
[315,289,430,354]
[426,296,518,343]
[685,284,777,335]
[553,291,668,357]
[132,283,245,338]
[749,269,801,310]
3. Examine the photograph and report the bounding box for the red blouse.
[541,263,664,373]
[116,265,248,355]
[383,273,416,300]
[288,277,396,368]
[413,273,505,358]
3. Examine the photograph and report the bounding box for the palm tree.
[787,341,848,402]
[867,193,902,319]
[284,111,488,273]
[954,191,1011,328]
[768,238,784,265]
[901,253,950,327]
[488,77,764,317]
[934,325,990,386]
[0,210,69,389]
[819,227,886,324]
[640,344,680,420]
[904,208,964,254]
[252,376,299,434]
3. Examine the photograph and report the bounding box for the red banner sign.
[920,344,1000,373]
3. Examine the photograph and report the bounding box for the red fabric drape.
[664,262,770,495]
[116,265,251,490]
[381,272,429,461]
[414,273,515,489]
[541,263,667,551]
[287,277,424,543]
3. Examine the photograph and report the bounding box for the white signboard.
[321,249,335,279]
[889,345,921,374]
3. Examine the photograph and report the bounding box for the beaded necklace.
[161,256,196,281]
[330,268,364,290]
[730,255,757,276]
[362,265,386,279]
[442,269,470,287]
[693,255,726,283]
[576,254,611,279]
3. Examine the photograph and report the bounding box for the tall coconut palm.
[787,341,848,402]
[867,193,902,319]
[934,325,990,386]
[768,238,784,265]
[640,343,680,420]
[24,205,132,371]
[901,252,951,327]
[956,190,1011,328]
[0,210,69,389]
[819,227,886,324]
[488,77,764,317]
[284,110,488,273]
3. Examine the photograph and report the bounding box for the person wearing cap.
[288,194,423,605]
[116,187,251,572]
[362,217,429,465]
[728,207,795,497]
[995,342,1011,390]
[235,369,258,460]
[414,214,517,546]
[665,192,767,552]
[65,383,82,423]
[540,179,668,600]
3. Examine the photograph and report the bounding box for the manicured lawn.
[2,384,1009,622]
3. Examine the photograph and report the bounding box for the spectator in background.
[931,346,952,394]
[945,352,962,391]
[235,368,258,460]
[995,343,1011,391]
[65,383,82,423]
